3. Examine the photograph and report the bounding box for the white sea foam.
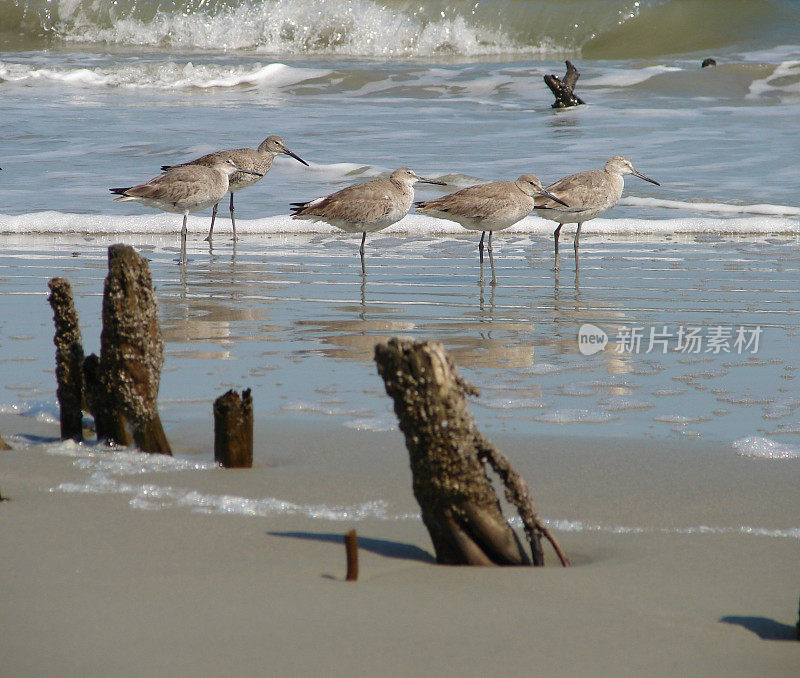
[747,59,800,100]
[544,518,800,540]
[583,65,683,88]
[535,408,616,424]
[56,1,540,58]
[478,397,548,410]
[622,196,800,218]
[732,436,800,460]
[2,210,798,236]
[0,60,329,91]
[599,396,654,412]
[282,401,372,417]
[342,414,397,432]
[0,401,60,425]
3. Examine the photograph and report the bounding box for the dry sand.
[1,412,798,677]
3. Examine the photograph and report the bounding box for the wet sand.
[1,411,798,677]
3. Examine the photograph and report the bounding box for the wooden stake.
[47,278,85,442]
[544,60,585,109]
[375,338,534,566]
[99,245,171,454]
[344,529,359,581]
[213,389,253,468]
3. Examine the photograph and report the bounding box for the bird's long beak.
[632,169,660,186]
[235,166,264,177]
[283,149,309,167]
[417,176,447,186]
[541,188,569,207]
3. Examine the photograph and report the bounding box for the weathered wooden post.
[47,278,85,442]
[213,388,253,468]
[99,244,171,454]
[544,60,585,109]
[375,338,568,567]
[344,529,359,582]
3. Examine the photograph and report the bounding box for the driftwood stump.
[544,60,585,109]
[47,278,85,442]
[99,245,171,454]
[213,389,253,468]
[375,338,568,566]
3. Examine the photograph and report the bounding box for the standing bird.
[290,168,445,259]
[414,175,567,282]
[162,136,308,241]
[110,157,262,261]
[534,155,660,268]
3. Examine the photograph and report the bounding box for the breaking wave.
[3,0,799,59]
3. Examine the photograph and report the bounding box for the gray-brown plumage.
[110,157,261,260]
[415,175,567,272]
[290,168,445,257]
[162,135,308,240]
[534,155,660,267]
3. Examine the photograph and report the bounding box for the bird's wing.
[417,182,524,219]
[535,170,606,210]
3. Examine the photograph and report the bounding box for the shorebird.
[162,136,308,241]
[534,155,660,268]
[414,175,567,282]
[110,157,261,260]
[290,168,445,258]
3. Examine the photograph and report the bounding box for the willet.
[162,136,308,241]
[290,168,445,259]
[414,175,567,283]
[110,157,261,261]
[534,155,660,268]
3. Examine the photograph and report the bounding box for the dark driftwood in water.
[701,58,717,68]
[47,278,85,442]
[99,244,171,454]
[213,389,253,468]
[344,529,359,581]
[544,60,585,109]
[375,338,568,566]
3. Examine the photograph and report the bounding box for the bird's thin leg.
[488,234,497,286]
[574,222,582,253]
[359,232,366,257]
[205,203,218,241]
[553,224,563,270]
[229,193,237,241]
[180,214,188,265]
[479,231,485,264]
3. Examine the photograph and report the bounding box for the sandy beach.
[3,3,800,671]
[2,407,798,676]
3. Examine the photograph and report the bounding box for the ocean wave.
[4,0,799,59]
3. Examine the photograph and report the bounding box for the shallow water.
[2,232,798,448]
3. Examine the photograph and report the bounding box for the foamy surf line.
[2,211,798,236]
[14,436,794,539]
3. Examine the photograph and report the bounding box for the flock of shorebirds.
[110,135,660,277]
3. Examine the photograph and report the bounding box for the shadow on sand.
[268,530,435,564]
[719,615,798,641]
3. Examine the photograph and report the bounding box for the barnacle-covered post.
[47,278,85,442]
[99,244,171,454]
[213,388,253,468]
